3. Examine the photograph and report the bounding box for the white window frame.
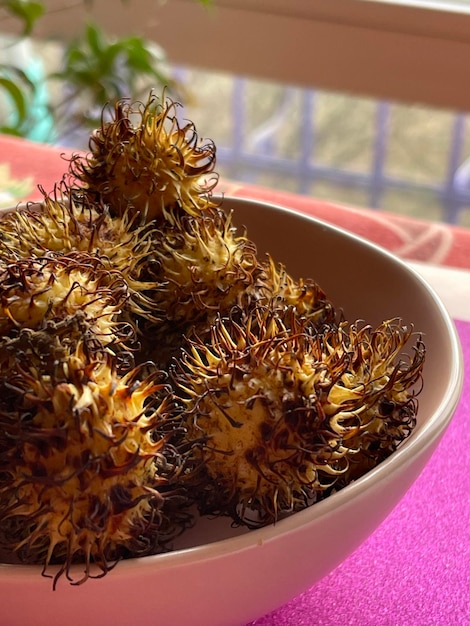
[27,0,470,110]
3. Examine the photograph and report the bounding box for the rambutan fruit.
[256,255,337,328]
[0,185,165,339]
[134,207,336,362]
[173,307,425,527]
[68,93,218,222]
[0,253,131,355]
[328,319,426,486]
[135,207,266,365]
[0,342,184,587]
[0,185,155,293]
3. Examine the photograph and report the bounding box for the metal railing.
[177,74,470,226]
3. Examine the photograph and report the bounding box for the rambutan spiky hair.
[0,252,127,340]
[174,307,425,527]
[68,92,218,222]
[0,183,155,289]
[0,345,183,588]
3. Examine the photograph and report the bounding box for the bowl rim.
[0,195,464,578]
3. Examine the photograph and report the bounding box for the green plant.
[1,0,43,35]
[49,21,182,143]
[0,1,44,136]
[0,0,211,143]
[0,65,34,136]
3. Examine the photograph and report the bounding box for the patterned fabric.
[2,133,469,269]
[221,182,470,270]
[0,134,69,207]
[0,162,34,206]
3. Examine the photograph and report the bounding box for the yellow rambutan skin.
[0,188,166,347]
[0,253,129,351]
[323,320,426,484]
[147,208,260,322]
[135,207,269,366]
[69,94,218,221]
[0,344,178,586]
[0,187,155,293]
[136,205,336,364]
[263,255,336,327]
[175,309,424,526]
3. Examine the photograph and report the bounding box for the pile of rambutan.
[0,92,425,586]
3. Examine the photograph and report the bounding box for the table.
[1,134,469,626]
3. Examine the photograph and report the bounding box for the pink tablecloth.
[2,134,470,270]
[1,134,469,625]
[248,319,469,626]
[221,183,470,271]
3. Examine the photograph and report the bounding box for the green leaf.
[0,126,19,136]
[3,0,45,35]
[84,21,105,56]
[65,48,87,68]
[0,65,35,127]
[0,68,39,137]
[0,77,27,123]
[100,42,123,71]
[123,38,155,72]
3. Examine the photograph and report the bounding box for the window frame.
[27,0,470,110]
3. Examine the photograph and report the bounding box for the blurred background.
[2,0,470,227]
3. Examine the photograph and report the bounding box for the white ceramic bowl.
[0,197,463,626]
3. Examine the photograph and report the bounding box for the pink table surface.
[1,134,469,625]
[248,318,469,626]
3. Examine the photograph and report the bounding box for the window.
[24,0,470,225]
[31,1,470,110]
[154,0,470,111]
[175,66,470,226]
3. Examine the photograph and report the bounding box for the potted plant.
[0,0,210,145]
